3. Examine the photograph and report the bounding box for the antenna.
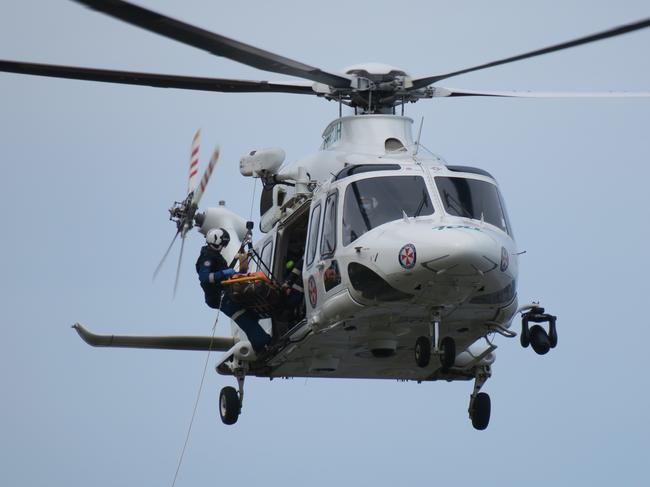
[414,116,424,155]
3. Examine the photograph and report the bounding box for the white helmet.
[206,228,230,250]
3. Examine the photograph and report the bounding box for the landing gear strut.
[217,345,251,425]
[468,365,491,430]
[520,305,557,355]
[414,313,456,371]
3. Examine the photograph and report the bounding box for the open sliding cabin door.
[269,200,310,336]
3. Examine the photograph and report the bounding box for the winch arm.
[72,323,235,351]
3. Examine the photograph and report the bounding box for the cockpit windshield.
[343,175,434,245]
[435,176,511,234]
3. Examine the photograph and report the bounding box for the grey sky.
[1,1,649,486]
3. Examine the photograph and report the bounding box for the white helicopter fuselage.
[229,114,519,380]
[50,1,633,428]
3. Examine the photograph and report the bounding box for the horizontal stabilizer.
[72,323,235,351]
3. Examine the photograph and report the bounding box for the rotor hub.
[317,63,427,114]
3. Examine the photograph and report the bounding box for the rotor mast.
[313,63,432,114]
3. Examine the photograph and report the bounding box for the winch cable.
[248,178,258,221]
[172,176,258,487]
[170,310,221,487]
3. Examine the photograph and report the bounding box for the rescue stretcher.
[220,248,282,318]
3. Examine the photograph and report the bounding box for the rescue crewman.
[283,258,304,293]
[196,227,271,353]
[281,257,305,324]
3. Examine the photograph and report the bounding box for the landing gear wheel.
[529,325,551,355]
[219,386,241,425]
[470,392,491,430]
[440,337,456,372]
[414,336,431,368]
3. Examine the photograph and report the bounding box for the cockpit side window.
[435,176,511,234]
[343,175,434,245]
[306,204,321,267]
[320,192,338,259]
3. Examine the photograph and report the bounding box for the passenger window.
[306,204,321,267]
[320,192,338,258]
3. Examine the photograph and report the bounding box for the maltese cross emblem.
[308,276,318,308]
[398,244,417,270]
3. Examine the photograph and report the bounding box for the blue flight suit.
[196,245,271,352]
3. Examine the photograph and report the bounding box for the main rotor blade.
[73,0,351,88]
[153,229,180,281]
[0,60,315,94]
[432,87,650,98]
[412,17,650,89]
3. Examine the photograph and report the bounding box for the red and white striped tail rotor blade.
[192,146,219,206]
[187,129,201,195]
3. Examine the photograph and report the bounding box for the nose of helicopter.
[423,225,504,275]
[344,220,516,305]
[357,222,511,304]
[377,222,503,276]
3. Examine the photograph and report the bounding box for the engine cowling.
[196,202,247,264]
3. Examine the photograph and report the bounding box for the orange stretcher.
[221,272,272,285]
[221,271,281,318]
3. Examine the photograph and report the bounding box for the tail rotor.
[153,129,220,296]
[172,230,186,298]
[188,129,200,195]
[152,229,180,282]
[192,146,219,206]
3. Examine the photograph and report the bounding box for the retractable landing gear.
[468,365,492,431]
[520,305,558,355]
[439,337,456,372]
[414,313,456,371]
[218,350,250,425]
[219,386,240,425]
[414,337,431,368]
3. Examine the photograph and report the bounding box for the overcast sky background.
[1,1,649,486]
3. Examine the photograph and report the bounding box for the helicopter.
[3,1,649,431]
